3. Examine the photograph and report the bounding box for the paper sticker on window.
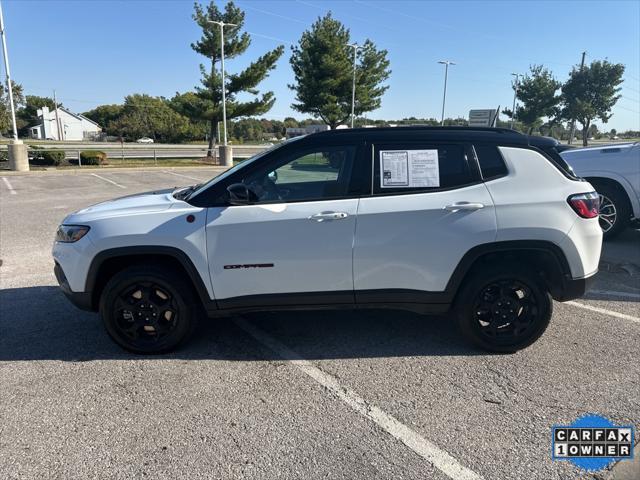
[381,151,409,186]
[380,149,439,188]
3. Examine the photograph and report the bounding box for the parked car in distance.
[561,142,640,239]
[136,137,154,144]
[53,127,602,354]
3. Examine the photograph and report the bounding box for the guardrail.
[0,144,269,165]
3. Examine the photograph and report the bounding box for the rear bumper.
[554,271,597,302]
[54,262,94,311]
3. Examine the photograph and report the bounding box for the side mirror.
[267,170,278,182]
[227,183,256,205]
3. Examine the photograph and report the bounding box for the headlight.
[55,225,90,243]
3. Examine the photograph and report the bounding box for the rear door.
[353,142,497,303]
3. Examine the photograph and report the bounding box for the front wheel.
[454,267,552,353]
[99,266,198,354]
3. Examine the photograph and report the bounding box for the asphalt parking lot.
[1,168,639,480]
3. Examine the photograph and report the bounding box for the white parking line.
[90,173,126,189]
[589,289,640,300]
[2,177,17,195]
[234,317,484,480]
[163,170,204,182]
[565,301,640,324]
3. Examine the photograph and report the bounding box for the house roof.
[77,113,100,128]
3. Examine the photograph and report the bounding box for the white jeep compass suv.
[53,127,602,354]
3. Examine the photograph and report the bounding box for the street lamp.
[0,1,18,141]
[510,73,521,130]
[207,19,236,146]
[346,43,361,129]
[438,60,455,126]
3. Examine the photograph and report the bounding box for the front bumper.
[554,271,597,302]
[54,262,94,311]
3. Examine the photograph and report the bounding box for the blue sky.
[3,0,639,130]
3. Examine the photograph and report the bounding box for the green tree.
[169,91,209,141]
[82,104,124,135]
[561,60,625,146]
[110,94,190,143]
[289,13,391,129]
[0,81,24,136]
[502,65,561,135]
[191,1,284,156]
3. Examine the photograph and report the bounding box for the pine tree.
[289,13,390,129]
[191,1,284,156]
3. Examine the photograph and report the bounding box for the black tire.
[99,265,199,354]
[592,182,631,240]
[454,266,552,353]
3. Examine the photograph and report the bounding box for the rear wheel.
[454,266,552,352]
[592,183,630,240]
[99,266,198,354]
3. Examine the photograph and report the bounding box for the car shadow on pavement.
[0,286,481,362]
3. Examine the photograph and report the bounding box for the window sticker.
[380,149,440,188]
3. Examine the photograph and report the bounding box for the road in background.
[1,170,638,480]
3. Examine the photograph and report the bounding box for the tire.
[592,183,631,240]
[99,265,199,354]
[454,266,552,353]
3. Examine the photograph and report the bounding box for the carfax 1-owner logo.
[552,414,635,471]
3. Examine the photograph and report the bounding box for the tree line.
[0,1,631,147]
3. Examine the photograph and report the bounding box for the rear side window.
[474,144,508,180]
[372,144,475,194]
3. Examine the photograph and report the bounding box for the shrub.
[41,149,66,165]
[80,150,108,166]
[0,150,7,162]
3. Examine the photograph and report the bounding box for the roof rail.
[312,125,524,135]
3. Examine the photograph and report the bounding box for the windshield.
[186,137,303,200]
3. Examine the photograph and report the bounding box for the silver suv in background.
[562,143,640,239]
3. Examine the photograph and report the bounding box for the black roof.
[306,126,559,148]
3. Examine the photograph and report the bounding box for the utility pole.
[207,19,236,147]
[53,89,62,141]
[0,1,17,141]
[510,73,521,130]
[438,60,455,125]
[347,43,361,128]
[567,51,586,145]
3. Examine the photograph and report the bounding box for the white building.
[29,106,101,141]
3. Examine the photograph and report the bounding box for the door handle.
[444,202,485,212]
[309,211,349,222]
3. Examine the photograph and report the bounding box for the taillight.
[568,192,599,218]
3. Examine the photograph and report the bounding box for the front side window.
[241,146,356,203]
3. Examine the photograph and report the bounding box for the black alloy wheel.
[100,266,198,354]
[454,267,552,352]
[473,280,539,342]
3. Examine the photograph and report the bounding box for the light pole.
[207,19,236,146]
[347,43,361,128]
[510,73,520,130]
[0,1,18,141]
[438,60,455,125]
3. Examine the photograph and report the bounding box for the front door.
[206,144,361,308]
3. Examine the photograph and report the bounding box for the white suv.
[53,127,602,354]
[561,142,640,239]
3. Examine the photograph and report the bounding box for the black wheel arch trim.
[85,246,216,313]
[82,240,577,314]
[444,240,573,301]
